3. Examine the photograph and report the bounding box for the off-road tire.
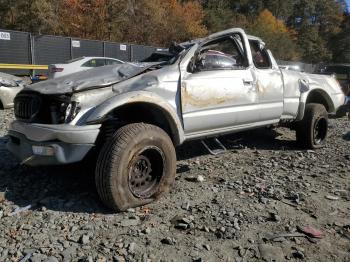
[95,123,176,211]
[296,103,328,149]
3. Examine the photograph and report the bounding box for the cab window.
[192,35,246,72]
[250,40,271,69]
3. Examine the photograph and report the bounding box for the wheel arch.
[86,91,185,146]
[305,89,334,112]
[297,88,335,121]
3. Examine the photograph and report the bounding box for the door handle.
[243,79,253,85]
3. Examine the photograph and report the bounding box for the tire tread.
[95,123,176,211]
[296,103,328,149]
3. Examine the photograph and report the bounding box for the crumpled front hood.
[26,64,152,95]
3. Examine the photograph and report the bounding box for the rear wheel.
[95,123,176,211]
[296,103,328,149]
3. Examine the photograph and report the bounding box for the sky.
[346,0,350,11]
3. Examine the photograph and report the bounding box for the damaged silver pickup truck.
[7,28,346,211]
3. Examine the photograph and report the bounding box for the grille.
[14,93,42,121]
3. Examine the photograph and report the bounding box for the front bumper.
[7,121,101,166]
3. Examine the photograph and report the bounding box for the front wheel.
[95,123,176,211]
[296,103,328,149]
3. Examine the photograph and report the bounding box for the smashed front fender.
[85,91,185,145]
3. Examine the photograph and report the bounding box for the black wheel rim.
[128,146,165,198]
[313,117,327,145]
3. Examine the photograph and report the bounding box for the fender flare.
[296,88,335,121]
[86,91,185,145]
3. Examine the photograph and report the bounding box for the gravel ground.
[0,109,349,262]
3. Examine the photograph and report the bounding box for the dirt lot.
[0,109,349,262]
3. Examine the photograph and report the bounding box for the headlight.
[64,101,81,123]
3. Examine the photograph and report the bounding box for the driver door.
[180,35,259,134]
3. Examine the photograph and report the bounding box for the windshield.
[142,46,191,67]
[142,52,174,62]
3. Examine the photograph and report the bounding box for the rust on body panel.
[181,82,237,108]
[182,87,235,108]
[256,80,265,94]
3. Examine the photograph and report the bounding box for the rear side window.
[250,40,271,69]
[82,59,105,67]
[105,59,122,65]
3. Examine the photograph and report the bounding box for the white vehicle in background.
[48,57,125,79]
[0,72,27,109]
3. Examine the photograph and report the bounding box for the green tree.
[263,0,294,20]
[279,0,344,62]
[297,23,332,63]
[331,14,350,63]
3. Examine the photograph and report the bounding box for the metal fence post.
[29,33,35,76]
[70,37,73,60]
[129,45,133,62]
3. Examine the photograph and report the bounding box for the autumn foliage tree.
[201,0,347,62]
[58,0,116,40]
[114,0,207,46]
[248,9,300,60]
[0,0,207,46]
[0,0,349,63]
[0,0,58,34]
[54,0,207,46]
